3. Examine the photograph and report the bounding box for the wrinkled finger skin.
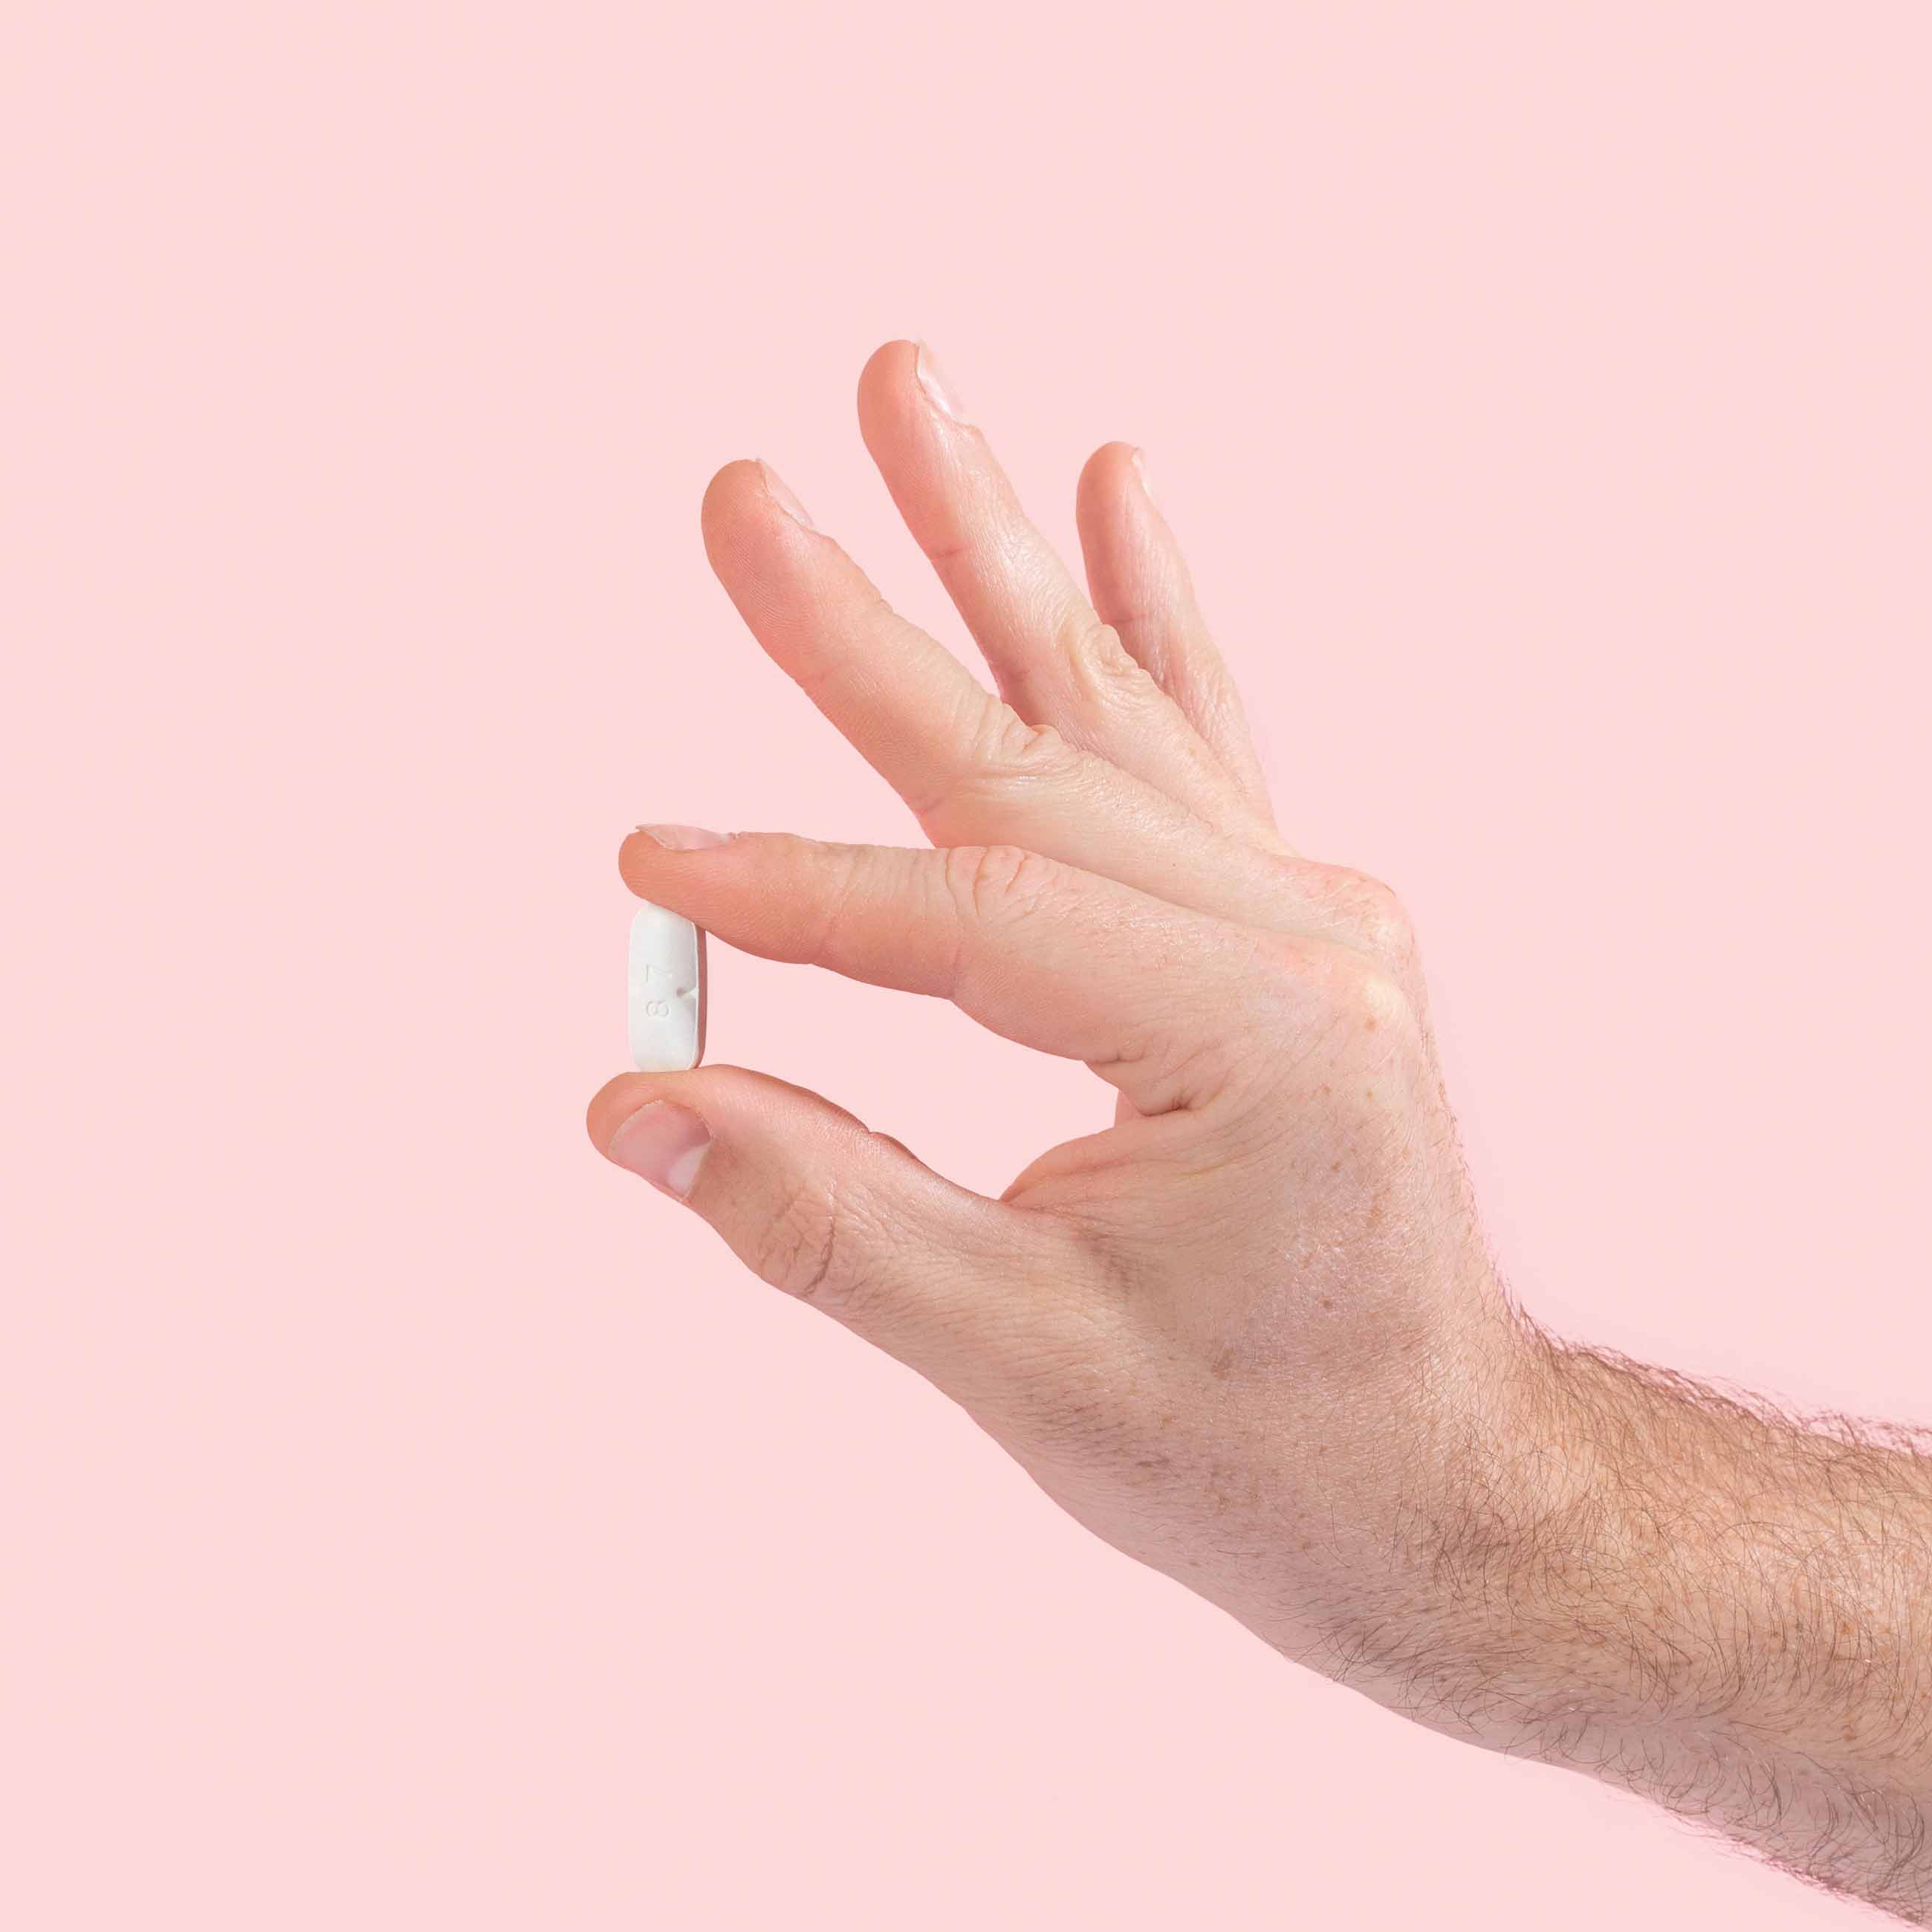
[593,343,1525,1719]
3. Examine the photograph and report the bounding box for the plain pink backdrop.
[5,4,1929,1927]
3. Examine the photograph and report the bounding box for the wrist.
[1399,1327,1932,1780]
[1305,1302,1719,1758]
[1288,1293,1580,1746]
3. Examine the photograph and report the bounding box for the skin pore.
[589,341,1932,1921]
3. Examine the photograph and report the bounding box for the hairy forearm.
[1395,1334,1932,1919]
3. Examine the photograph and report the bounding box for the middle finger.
[856,340,1278,847]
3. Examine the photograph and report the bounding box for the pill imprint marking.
[628,903,706,1072]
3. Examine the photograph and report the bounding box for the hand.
[590,342,1932,1920]
[589,339,1523,1691]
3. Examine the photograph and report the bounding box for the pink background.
[6,4,1929,1926]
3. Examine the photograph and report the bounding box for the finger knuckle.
[779,837,871,967]
[917,705,1083,829]
[942,840,1062,928]
[1251,929,1419,1048]
[1348,955,1418,1037]
[978,705,1083,788]
[1062,617,1166,720]
[753,1178,849,1306]
[1320,944,1421,1046]
[1325,866,1419,974]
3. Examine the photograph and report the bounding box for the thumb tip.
[587,1072,655,1156]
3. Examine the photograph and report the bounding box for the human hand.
[590,343,1932,1919]
[588,340,1529,1701]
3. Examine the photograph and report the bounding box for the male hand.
[591,342,1932,1922]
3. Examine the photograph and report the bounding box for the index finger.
[619,828,1281,1116]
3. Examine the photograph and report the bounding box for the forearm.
[1403,1333,1932,1919]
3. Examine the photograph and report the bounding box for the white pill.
[628,903,705,1072]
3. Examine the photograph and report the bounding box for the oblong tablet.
[629,903,705,1072]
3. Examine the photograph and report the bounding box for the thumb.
[587,1065,1084,1407]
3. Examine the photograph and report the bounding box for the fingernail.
[914,340,970,424]
[1131,446,1156,502]
[757,459,816,531]
[633,823,730,850]
[606,1100,713,1198]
